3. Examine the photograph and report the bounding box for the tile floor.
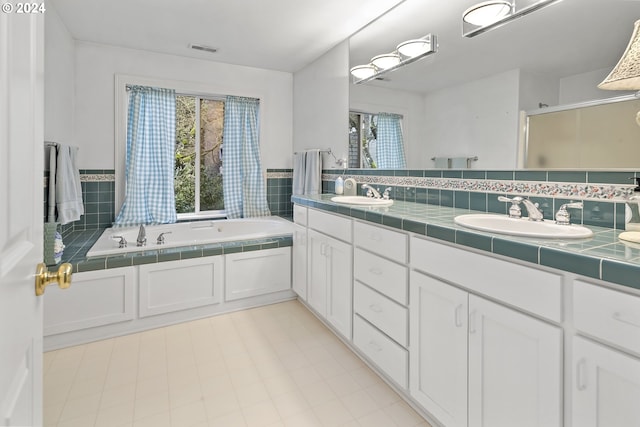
[43,300,432,427]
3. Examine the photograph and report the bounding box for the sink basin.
[331,195,394,207]
[454,214,593,239]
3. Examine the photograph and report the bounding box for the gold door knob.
[35,263,72,296]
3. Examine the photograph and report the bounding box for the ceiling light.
[462,0,562,38]
[350,34,438,85]
[463,1,512,26]
[350,65,377,80]
[397,39,432,59]
[371,53,401,70]
[598,19,640,125]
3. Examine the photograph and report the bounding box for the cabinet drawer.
[353,315,408,389]
[574,280,640,356]
[354,282,408,347]
[411,236,562,322]
[354,221,407,263]
[354,248,407,305]
[293,204,307,226]
[308,208,352,242]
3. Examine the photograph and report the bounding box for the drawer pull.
[369,268,383,275]
[469,310,477,334]
[576,358,588,391]
[454,304,464,327]
[368,341,383,352]
[612,312,640,328]
[369,304,383,313]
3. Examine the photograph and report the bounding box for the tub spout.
[137,224,147,247]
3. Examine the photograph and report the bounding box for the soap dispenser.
[335,176,344,195]
[625,177,640,231]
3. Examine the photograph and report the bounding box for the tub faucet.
[362,184,381,199]
[137,224,147,247]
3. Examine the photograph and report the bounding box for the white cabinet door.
[292,224,307,300]
[225,247,291,301]
[573,336,640,427]
[410,271,468,427]
[468,295,562,427]
[307,229,328,317]
[326,235,352,339]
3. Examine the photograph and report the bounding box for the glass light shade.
[599,19,640,90]
[397,39,431,58]
[350,64,377,79]
[463,1,512,26]
[371,53,401,70]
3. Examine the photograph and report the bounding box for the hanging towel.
[433,157,450,168]
[292,152,306,195]
[451,157,470,169]
[55,144,84,225]
[304,149,322,195]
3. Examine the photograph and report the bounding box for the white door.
[307,229,327,316]
[410,271,468,427]
[468,295,562,427]
[292,224,307,300]
[573,336,640,427]
[0,10,45,427]
[325,236,352,339]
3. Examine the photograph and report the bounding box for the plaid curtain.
[377,113,406,168]
[222,96,271,218]
[114,86,177,226]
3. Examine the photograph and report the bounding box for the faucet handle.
[555,202,583,225]
[382,187,393,200]
[112,236,127,248]
[156,232,172,245]
[497,195,523,218]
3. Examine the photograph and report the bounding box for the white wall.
[422,69,521,169]
[293,41,349,168]
[44,4,74,144]
[73,42,293,170]
[558,67,634,105]
[350,84,426,169]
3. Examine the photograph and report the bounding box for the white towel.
[55,144,84,225]
[304,149,322,195]
[451,157,470,169]
[433,157,450,168]
[292,152,306,195]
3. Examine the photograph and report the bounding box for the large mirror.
[348,0,640,169]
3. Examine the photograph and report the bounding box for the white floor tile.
[43,301,427,427]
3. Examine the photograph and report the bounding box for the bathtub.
[86,216,294,257]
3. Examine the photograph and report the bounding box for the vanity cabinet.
[572,280,640,426]
[410,237,563,427]
[306,209,353,339]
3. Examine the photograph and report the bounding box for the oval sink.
[331,195,394,207]
[454,214,593,239]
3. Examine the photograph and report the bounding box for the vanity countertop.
[292,194,640,292]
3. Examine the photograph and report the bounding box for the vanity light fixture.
[350,34,437,85]
[462,0,562,38]
[598,19,640,125]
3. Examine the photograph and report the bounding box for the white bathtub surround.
[87,216,294,257]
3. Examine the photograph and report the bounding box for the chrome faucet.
[382,187,393,200]
[498,196,544,221]
[362,184,382,199]
[156,231,172,245]
[136,224,147,247]
[555,202,583,225]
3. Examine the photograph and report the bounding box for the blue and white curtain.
[376,113,406,168]
[222,96,271,218]
[114,86,177,226]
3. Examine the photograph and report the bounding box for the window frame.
[115,74,263,221]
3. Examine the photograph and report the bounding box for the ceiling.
[49,0,405,73]
[50,0,640,93]
[349,0,640,93]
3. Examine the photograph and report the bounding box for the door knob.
[35,263,72,296]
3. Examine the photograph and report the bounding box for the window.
[349,111,378,168]
[175,95,225,217]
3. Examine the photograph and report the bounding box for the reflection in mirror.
[525,95,640,169]
[348,0,640,169]
[348,111,406,168]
